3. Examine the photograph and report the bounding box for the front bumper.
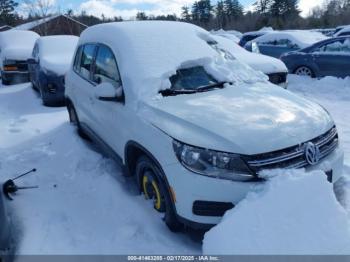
[1,71,30,85]
[165,146,344,227]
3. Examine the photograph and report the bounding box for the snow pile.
[288,75,350,101]
[253,31,328,49]
[38,35,79,75]
[78,21,267,100]
[203,169,350,255]
[0,30,40,63]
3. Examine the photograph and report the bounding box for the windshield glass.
[169,66,218,91]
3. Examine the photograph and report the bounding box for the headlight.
[173,140,256,182]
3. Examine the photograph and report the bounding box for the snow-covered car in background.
[211,29,240,43]
[65,21,344,230]
[281,36,350,78]
[238,27,274,47]
[245,31,328,58]
[0,185,12,261]
[334,25,350,37]
[0,30,39,85]
[28,35,79,106]
[212,35,288,88]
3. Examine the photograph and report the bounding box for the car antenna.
[2,168,39,201]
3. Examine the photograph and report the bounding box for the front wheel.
[294,66,314,78]
[136,156,183,232]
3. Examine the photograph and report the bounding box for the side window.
[79,44,96,80]
[73,46,83,72]
[92,45,121,87]
[317,39,350,53]
[339,32,350,37]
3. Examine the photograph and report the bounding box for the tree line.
[1,0,350,33]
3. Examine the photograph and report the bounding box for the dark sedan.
[281,36,350,78]
[28,35,78,106]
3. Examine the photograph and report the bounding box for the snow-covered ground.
[0,75,349,255]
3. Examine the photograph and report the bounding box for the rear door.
[312,38,350,77]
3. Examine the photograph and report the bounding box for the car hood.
[141,82,334,155]
[41,56,71,76]
[1,47,32,61]
[235,52,288,74]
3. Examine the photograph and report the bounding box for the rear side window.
[317,39,350,53]
[92,45,121,87]
[339,32,350,37]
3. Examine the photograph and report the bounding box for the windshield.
[169,66,218,91]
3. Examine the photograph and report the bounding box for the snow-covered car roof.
[252,31,328,49]
[79,21,267,100]
[242,27,273,37]
[0,30,39,62]
[37,35,79,75]
[334,25,350,37]
[212,35,287,74]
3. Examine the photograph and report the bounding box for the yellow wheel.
[142,171,165,212]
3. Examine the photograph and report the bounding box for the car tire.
[67,102,90,140]
[136,156,183,232]
[294,66,315,78]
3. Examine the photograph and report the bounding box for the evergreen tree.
[0,0,18,25]
[136,11,148,20]
[181,6,191,21]
[215,0,226,28]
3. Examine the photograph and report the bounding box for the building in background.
[14,14,87,36]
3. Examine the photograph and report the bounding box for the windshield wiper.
[159,82,231,97]
[159,89,197,97]
[196,81,231,92]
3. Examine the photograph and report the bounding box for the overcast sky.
[51,0,325,19]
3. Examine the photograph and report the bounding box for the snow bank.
[211,30,240,43]
[0,30,39,63]
[38,35,79,75]
[78,21,267,101]
[203,169,350,255]
[253,31,327,49]
[288,75,350,101]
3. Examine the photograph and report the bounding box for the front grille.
[268,72,287,85]
[245,127,339,172]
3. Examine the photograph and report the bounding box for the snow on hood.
[78,21,267,101]
[140,81,333,155]
[253,31,328,49]
[0,30,39,62]
[212,35,288,74]
[203,169,350,255]
[38,35,79,75]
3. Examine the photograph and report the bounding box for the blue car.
[245,31,327,59]
[281,36,350,78]
[28,35,78,106]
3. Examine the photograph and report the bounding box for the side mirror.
[95,82,123,102]
[27,58,37,64]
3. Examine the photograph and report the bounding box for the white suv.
[65,21,344,231]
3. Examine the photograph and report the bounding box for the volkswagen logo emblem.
[305,142,321,165]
